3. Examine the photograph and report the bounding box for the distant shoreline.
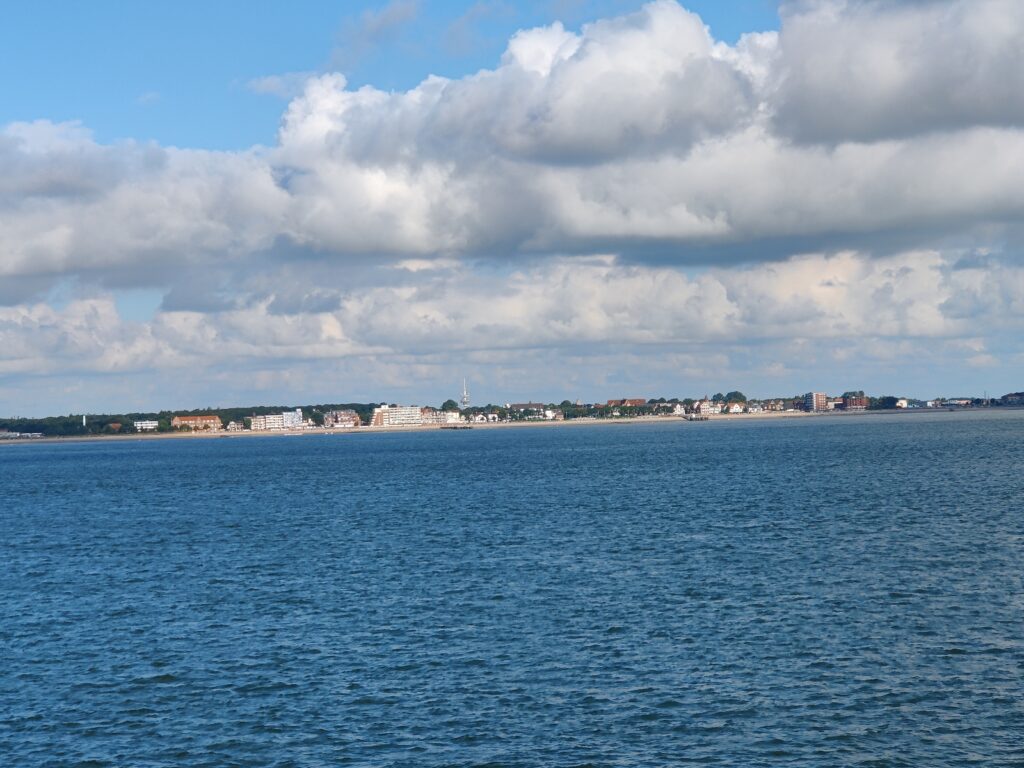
[0,407,988,447]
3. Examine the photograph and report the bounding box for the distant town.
[2,388,1023,440]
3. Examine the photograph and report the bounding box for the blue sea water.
[2,411,1023,767]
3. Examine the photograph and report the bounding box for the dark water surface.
[3,411,1023,766]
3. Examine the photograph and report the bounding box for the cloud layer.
[2,0,1024,410]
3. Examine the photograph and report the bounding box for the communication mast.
[460,378,470,410]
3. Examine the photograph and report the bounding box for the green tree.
[441,399,460,411]
[725,391,747,403]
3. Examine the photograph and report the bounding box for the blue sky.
[3,0,1024,414]
[0,1,779,149]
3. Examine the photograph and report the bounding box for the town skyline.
[4,385,1019,437]
[0,375,1012,421]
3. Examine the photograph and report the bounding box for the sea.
[2,410,1023,767]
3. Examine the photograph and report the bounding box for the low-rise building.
[324,409,361,428]
[171,414,222,431]
[420,408,463,425]
[693,399,722,415]
[508,402,547,413]
[607,398,647,408]
[134,420,159,431]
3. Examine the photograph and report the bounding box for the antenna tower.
[460,378,470,409]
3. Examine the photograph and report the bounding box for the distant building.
[250,413,283,431]
[420,407,463,425]
[508,402,548,412]
[606,398,647,408]
[694,399,721,415]
[134,420,159,431]
[171,414,222,431]
[371,404,423,427]
[250,409,303,431]
[323,409,361,428]
[505,403,563,420]
[895,399,909,409]
[0,431,43,440]
[225,421,244,431]
[804,392,828,412]
[841,396,869,411]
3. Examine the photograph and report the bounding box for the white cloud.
[773,0,1024,143]
[247,72,319,99]
[3,250,1020,376]
[3,0,1024,409]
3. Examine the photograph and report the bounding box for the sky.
[2,0,1024,415]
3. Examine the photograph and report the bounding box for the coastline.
[0,407,969,446]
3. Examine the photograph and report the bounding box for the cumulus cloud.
[2,0,1024,409]
[5,0,1024,290]
[3,250,1019,372]
[0,121,287,292]
[773,0,1024,143]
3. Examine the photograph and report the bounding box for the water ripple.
[2,411,1023,766]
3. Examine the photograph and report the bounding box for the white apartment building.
[250,413,283,431]
[371,404,424,427]
[250,409,303,431]
[134,420,159,431]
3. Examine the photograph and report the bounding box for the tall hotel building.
[804,392,828,412]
